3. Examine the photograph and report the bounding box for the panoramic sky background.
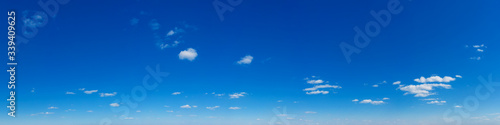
[2,0,500,125]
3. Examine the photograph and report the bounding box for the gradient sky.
[2,0,500,125]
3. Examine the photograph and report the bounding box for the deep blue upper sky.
[2,0,500,125]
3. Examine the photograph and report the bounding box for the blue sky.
[2,0,500,125]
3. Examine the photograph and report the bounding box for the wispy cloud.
[237,55,253,64]
[359,99,385,105]
[100,92,117,97]
[229,107,241,110]
[110,103,120,107]
[181,104,192,108]
[66,92,75,95]
[84,90,98,94]
[229,92,247,99]
[206,106,220,110]
[172,92,181,95]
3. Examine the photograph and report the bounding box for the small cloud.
[306,90,329,95]
[110,103,120,107]
[360,99,385,105]
[206,106,220,110]
[84,90,98,94]
[166,110,174,112]
[372,84,379,87]
[31,88,35,93]
[48,106,58,109]
[382,97,390,100]
[414,76,457,83]
[87,110,93,112]
[277,100,283,102]
[172,92,181,95]
[136,110,141,112]
[454,105,463,108]
[181,104,192,108]
[307,79,325,84]
[427,100,446,105]
[229,107,241,110]
[470,57,481,60]
[66,92,75,95]
[65,109,76,112]
[352,99,359,102]
[305,111,317,114]
[229,92,247,99]
[149,19,160,30]
[78,88,85,91]
[455,75,462,78]
[130,18,139,26]
[237,55,253,64]
[393,81,401,85]
[167,30,175,36]
[99,92,117,97]
[124,117,134,120]
[179,48,198,61]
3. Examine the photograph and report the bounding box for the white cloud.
[427,100,446,105]
[229,107,241,110]
[172,92,181,95]
[66,92,75,95]
[166,110,174,112]
[307,79,325,84]
[359,99,385,105]
[149,19,160,30]
[206,106,220,110]
[393,81,401,85]
[229,92,247,99]
[477,49,484,52]
[78,88,85,91]
[84,90,98,94]
[65,109,76,112]
[110,103,120,107]
[124,117,134,120]
[181,105,192,108]
[305,111,317,114]
[383,97,390,100]
[100,92,117,97]
[48,106,58,109]
[237,55,253,64]
[352,99,359,102]
[414,76,457,83]
[470,57,481,60]
[399,83,451,97]
[372,84,379,87]
[306,90,329,95]
[179,48,198,61]
[303,84,341,91]
[167,30,175,36]
[455,105,463,108]
[455,75,462,78]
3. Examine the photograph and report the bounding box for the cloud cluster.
[303,76,341,95]
[399,75,459,97]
